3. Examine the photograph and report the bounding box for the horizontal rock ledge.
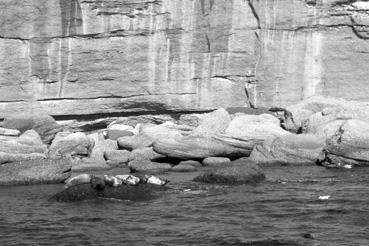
[0,95,220,120]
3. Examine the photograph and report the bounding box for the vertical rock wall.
[0,0,368,117]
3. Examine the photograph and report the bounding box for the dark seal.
[90,176,105,190]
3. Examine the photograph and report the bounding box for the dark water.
[1,166,369,246]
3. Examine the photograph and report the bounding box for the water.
[1,166,369,246]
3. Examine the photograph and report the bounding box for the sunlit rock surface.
[0,0,369,117]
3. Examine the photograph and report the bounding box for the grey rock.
[49,132,92,159]
[318,120,369,168]
[0,130,47,164]
[104,149,131,166]
[0,127,20,136]
[192,108,231,136]
[250,134,325,166]
[118,135,153,151]
[128,160,172,174]
[0,159,71,185]
[129,147,165,162]
[202,157,231,167]
[171,163,197,172]
[2,113,62,144]
[194,158,265,185]
[154,135,252,160]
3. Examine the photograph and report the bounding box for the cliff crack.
[247,0,261,29]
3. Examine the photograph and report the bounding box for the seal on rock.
[90,176,106,190]
[146,175,169,186]
[116,175,140,185]
[64,174,92,189]
[104,175,123,187]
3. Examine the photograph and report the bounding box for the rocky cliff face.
[0,0,368,118]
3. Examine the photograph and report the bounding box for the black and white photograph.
[0,0,368,245]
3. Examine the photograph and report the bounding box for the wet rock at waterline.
[128,160,172,174]
[318,120,369,168]
[171,163,197,172]
[250,134,325,166]
[50,183,169,202]
[194,158,265,185]
[0,159,71,185]
[202,157,231,167]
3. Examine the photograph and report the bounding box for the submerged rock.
[0,159,71,185]
[194,158,265,185]
[50,183,169,202]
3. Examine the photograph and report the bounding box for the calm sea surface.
[1,166,369,246]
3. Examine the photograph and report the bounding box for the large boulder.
[118,134,153,151]
[225,114,290,141]
[129,147,165,162]
[250,134,325,165]
[106,124,134,140]
[50,183,169,202]
[191,108,231,136]
[318,120,369,167]
[0,159,71,185]
[118,124,182,151]
[1,113,62,144]
[0,130,47,164]
[86,132,118,163]
[48,132,92,159]
[153,135,253,160]
[72,132,116,172]
[104,149,131,166]
[193,158,265,185]
[302,106,369,138]
[287,96,369,130]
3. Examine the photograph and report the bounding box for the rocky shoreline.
[1,96,368,193]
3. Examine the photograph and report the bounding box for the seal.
[90,176,106,190]
[146,175,169,186]
[104,175,122,187]
[116,175,140,185]
[64,174,92,189]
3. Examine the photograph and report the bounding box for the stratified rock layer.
[1,1,369,117]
